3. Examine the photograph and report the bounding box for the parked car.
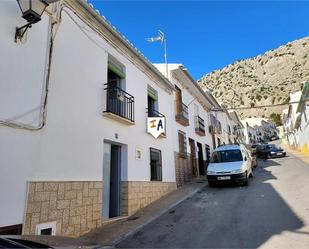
[0,236,52,248]
[256,144,270,159]
[256,144,286,159]
[207,144,253,186]
[244,144,258,168]
[249,145,258,168]
[267,144,286,158]
[269,135,279,141]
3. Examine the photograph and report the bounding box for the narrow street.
[118,151,309,248]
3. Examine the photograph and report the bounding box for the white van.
[207,144,253,186]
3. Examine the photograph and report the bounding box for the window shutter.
[147,85,158,101]
[108,57,126,79]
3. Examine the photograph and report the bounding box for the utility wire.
[212,99,309,112]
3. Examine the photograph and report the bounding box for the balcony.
[104,83,135,124]
[147,108,165,118]
[209,125,215,135]
[195,116,205,136]
[175,101,189,126]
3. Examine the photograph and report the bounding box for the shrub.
[272,97,276,104]
[283,96,290,104]
[270,113,282,126]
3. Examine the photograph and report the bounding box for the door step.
[102,216,128,227]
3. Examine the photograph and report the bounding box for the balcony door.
[106,56,128,119]
[147,85,158,117]
[175,85,182,115]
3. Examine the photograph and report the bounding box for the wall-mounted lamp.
[15,0,49,42]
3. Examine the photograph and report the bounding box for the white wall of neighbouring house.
[0,4,176,228]
[157,65,214,160]
[297,107,309,152]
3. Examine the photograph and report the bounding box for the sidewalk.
[282,144,309,164]
[81,179,207,247]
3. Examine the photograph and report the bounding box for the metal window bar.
[147,108,165,118]
[195,116,205,133]
[175,100,189,121]
[105,83,135,122]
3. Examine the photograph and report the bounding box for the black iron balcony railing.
[175,101,189,126]
[147,108,165,118]
[195,116,205,136]
[104,83,134,123]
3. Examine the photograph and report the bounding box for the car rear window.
[211,150,243,163]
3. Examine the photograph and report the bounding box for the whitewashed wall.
[169,69,214,158]
[0,4,175,228]
[0,1,51,228]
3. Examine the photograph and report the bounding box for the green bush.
[270,113,282,126]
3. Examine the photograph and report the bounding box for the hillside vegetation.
[198,37,309,118]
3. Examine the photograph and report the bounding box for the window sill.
[103,111,135,125]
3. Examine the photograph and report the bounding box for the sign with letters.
[147,117,166,138]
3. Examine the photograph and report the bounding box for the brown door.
[189,138,197,177]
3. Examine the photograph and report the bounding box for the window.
[211,150,243,163]
[147,85,158,117]
[105,56,134,123]
[108,55,126,87]
[150,148,162,181]
[178,130,187,157]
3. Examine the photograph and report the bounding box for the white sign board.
[147,117,166,138]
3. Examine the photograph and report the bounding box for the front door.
[189,138,197,177]
[197,142,205,176]
[103,143,121,219]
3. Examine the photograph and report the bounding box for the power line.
[211,99,309,112]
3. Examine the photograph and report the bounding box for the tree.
[269,113,282,126]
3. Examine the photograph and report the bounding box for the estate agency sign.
[147,117,166,138]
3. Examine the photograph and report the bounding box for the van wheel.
[243,172,249,186]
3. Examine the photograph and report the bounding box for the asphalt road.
[118,151,309,248]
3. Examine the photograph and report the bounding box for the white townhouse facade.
[155,64,216,186]
[0,0,177,237]
[283,83,309,152]
[229,111,245,143]
[241,117,278,144]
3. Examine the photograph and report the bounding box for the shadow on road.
[117,159,304,248]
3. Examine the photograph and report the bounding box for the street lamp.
[15,0,49,42]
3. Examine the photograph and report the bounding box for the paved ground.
[118,152,309,248]
[82,180,207,247]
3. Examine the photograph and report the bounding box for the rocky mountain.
[198,37,309,118]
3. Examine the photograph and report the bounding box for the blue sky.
[89,0,309,79]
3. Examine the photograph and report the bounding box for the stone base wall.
[121,181,176,216]
[24,181,102,237]
[174,152,197,187]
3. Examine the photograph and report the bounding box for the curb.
[109,183,206,247]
